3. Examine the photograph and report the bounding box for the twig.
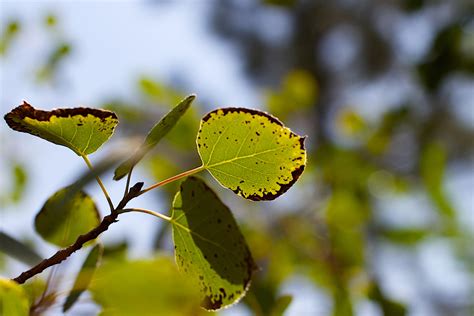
[138,165,204,195]
[11,164,202,284]
[81,155,115,212]
[12,183,143,285]
[12,212,117,284]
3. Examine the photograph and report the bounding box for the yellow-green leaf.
[113,95,195,180]
[197,108,306,200]
[63,244,103,312]
[0,278,29,316]
[4,102,118,156]
[420,142,455,219]
[270,295,293,316]
[35,187,100,247]
[172,177,257,310]
[90,257,204,316]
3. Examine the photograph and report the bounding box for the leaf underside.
[34,186,100,247]
[113,94,196,180]
[172,177,257,311]
[4,102,118,155]
[197,108,306,201]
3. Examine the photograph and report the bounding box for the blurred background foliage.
[1,0,473,315]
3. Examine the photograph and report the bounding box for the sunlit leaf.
[90,257,204,316]
[114,95,195,180]
[63,244,103,312]
[0,278,29,316]
[197,108,306,200]
[35,186,100,247]
[172,177,257,310]
[4,102,118,156]
[0,231,43,266]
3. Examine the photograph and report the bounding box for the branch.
[12,182,144,284]
[13,213,117,284]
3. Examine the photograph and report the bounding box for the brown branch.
[12,182,144,285]
[13,213,117,284]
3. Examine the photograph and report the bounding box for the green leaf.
[63,244,103,312]
[11,163,27,203]
[172,177,257,310]
[0,278,29,316]
[35,186,100,247]
[0,231,43,266]
[102,241,128,262]
[4,102,118,156]
[381,228,429,245]
[420,142,455,220]
[90,257,204,316]
[20,278,46,310]
[113,94,196,180]
[197,108,306,201]
[266,70,318,120]
[270,295,293,316]
[369,283,406,316]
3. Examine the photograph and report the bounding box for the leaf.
[0,231,43,266]
[270,295,293,316]
[4,102,118,156]
[380,228,429,245]
[0,20,21,56]
[11,163,27,203]
[113,94,196,180]
[172,176,257,310]
[20,278,46,309]
[102,241,128,262]
[420,142,455,219]
[266,70,318,120]
[369,283,406,316]
[0,278,29,316]
[197,108,306,201]
[63,244,103,312]
[35,186,100,247]
[90,257,204,316]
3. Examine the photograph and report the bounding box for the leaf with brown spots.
[171,177,257,310]
[197,108,306,200]
[4,102,118,156]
